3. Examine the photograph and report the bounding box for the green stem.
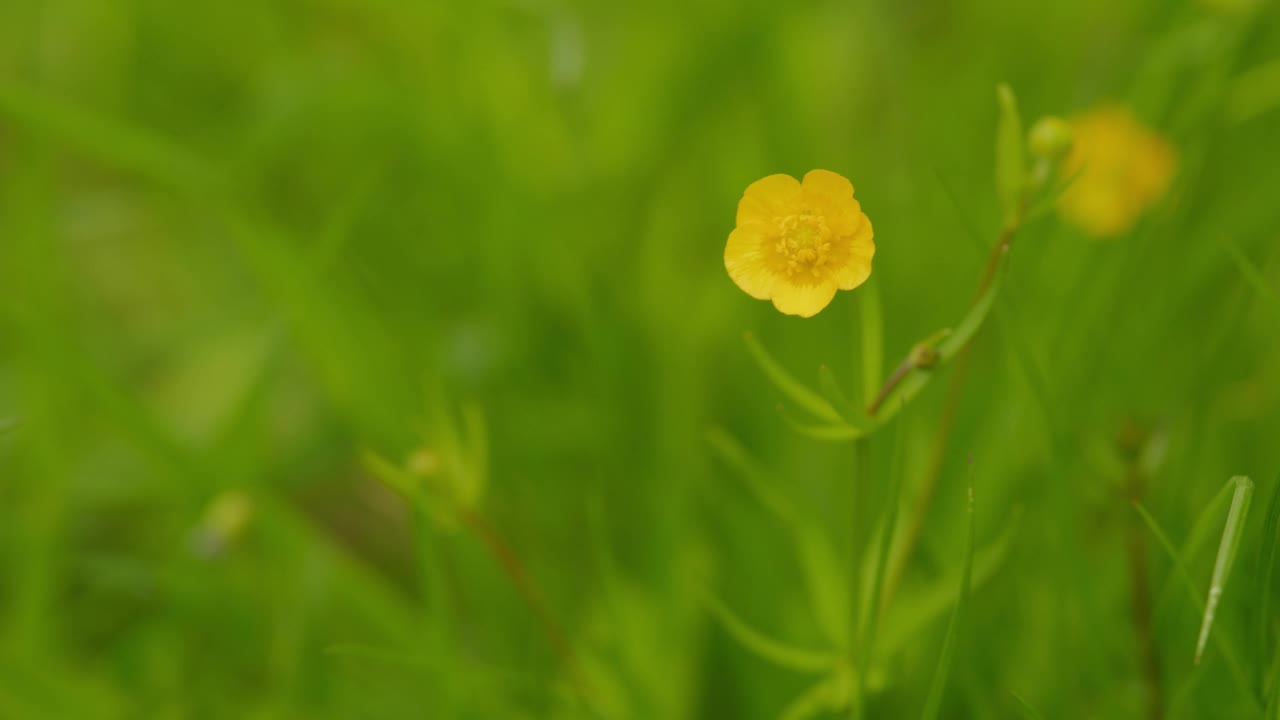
[849,438,870,719]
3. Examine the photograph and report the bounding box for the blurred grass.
[1,0,1280,717]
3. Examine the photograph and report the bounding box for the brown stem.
[865,225,1014,420]
[880,222,1016,608]
[459,509,585,690]
[866,355,915,416]
[1125,468,1162,720]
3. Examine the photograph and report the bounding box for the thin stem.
[881,221,1017,608]
[459,508,587,694]
[1124,461,1162,720]
[866,356,915,416]
[849,438,870,720]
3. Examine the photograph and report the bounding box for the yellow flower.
[725,170,875,317]
[1058,106,1176,238]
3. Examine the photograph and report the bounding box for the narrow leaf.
[705,426,802,531]
[817,366,876,431]
[1197,476,1254,665]
[744,332,841,423]
[781,675,843,720]
[778,406,867,442]
[704,594,838,674]
[1133,498,1257,704]
[995,83,1026,224]
[798,528,851,650]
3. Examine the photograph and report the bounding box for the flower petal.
[737,174,801,226]
[771,281,838,318]
[725,226,776,300]
[834,216,874,290]
[802,169,854,200]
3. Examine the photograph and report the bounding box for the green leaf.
[361,450,422,501]
[1197,476,1254,665]
[817,366,876,431]
[0,81,218,195]
[1133,494,1257,705]
[798,528,851,650]
[920,464,977,720]
[706,427,852,656]
[458,403,488,506]
[703,593,838,674]
[744,332,842,424]
[705,426,803,531]
[1021,167,1082,224]
[778,406,868,442]
[781,673,847,720]
[995,83,1026,225]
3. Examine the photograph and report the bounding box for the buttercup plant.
[710,84,1083,719]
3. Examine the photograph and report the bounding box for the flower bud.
[1028,116,1074,161]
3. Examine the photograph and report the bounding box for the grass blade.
[920,462,977,720]
[1133,497,1257,705]
[1196,476,1254,665]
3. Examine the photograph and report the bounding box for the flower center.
[775,213,833,278]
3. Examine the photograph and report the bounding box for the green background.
[2,0,1279,717]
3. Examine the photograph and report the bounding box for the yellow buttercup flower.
[725,170,875,318]
[1058,106,1176,238]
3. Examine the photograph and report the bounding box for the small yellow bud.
[1028,117,1074,161]
[407,448,440,476]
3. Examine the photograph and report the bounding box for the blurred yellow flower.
[725,170,875,317]
[1058,106,1176,238]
